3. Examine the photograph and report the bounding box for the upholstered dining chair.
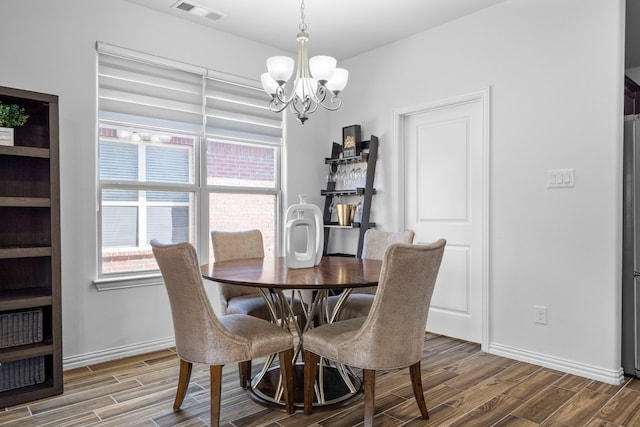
[150,240,294,427]
[210,229,269,317]
[210,229,306,387]
[326,229,415,321]
[303,239,446,426]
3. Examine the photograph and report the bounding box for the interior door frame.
[393,87,490,351]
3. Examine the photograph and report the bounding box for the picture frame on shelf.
[342,125,361,158]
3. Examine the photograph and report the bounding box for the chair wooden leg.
[210,365,223,427]
[409,361,429,419]
[279,348,295,414]
[303,350,320,415]
[238,360,251,389]
[363,369,376,427]
[173,359,193,411]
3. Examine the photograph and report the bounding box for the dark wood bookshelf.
[0,86,62,407]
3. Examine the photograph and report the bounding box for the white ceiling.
[123,0,640,71]
[123,0,510,61]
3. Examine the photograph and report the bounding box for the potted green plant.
[0,102,29,147]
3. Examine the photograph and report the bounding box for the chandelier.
[260,0,348,124]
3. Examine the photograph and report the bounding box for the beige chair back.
[152,239,295,422]
[356,229,415,295]
[211,229,264,261]
[302,240,446,422]
[151,240,252,364]
[339,240,446,369]
[211,229,264,303]
[361,229,415,260]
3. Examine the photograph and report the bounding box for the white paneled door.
[399,91,488,344]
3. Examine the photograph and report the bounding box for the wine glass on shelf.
[348,167,356,189]
[329,196,341,222]
[327,168,336,185]
[354,201,362,223]
[360,167,367,187]
[353,167,362,189]
[338,166,347,191]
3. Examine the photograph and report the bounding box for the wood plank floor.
[1,333,639,426]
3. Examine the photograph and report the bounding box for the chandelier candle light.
[261,0,348,124]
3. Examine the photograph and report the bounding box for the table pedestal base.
[248,364,362,410]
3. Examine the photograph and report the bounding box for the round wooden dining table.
[201,256,383,410]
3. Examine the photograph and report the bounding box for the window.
[203,75,282,262]
[96,43,282,286]
[98,127,196,274]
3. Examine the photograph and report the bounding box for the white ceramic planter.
[0,127,14,146]
[284,194,324,269]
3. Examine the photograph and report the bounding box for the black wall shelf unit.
[322,135,378,258]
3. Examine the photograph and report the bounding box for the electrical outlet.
[535,306,547,325]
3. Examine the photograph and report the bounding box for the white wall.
[328,0,625,383]
[0,0,327,367]
[0,0,626,383]
[283,111,331,219]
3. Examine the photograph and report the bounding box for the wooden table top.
[201,256,382,290]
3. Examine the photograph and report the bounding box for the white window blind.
[97,44,203,133]
[97,42,283,141]
[205,77,282,143]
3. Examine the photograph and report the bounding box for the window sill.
[93,272,164,291]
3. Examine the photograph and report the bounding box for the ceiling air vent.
[171,1,225,22]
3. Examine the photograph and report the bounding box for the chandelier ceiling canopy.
[260,0,348,124]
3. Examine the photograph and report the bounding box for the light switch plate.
[547,169,574,188]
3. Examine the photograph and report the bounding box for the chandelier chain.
[299,0,307,32]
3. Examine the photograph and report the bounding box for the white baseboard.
[63,336,175,370]
[62,338,624,386]
[489,342,625,385]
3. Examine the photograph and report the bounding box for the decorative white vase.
[0,127,14,147]
[284,194,324,269]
